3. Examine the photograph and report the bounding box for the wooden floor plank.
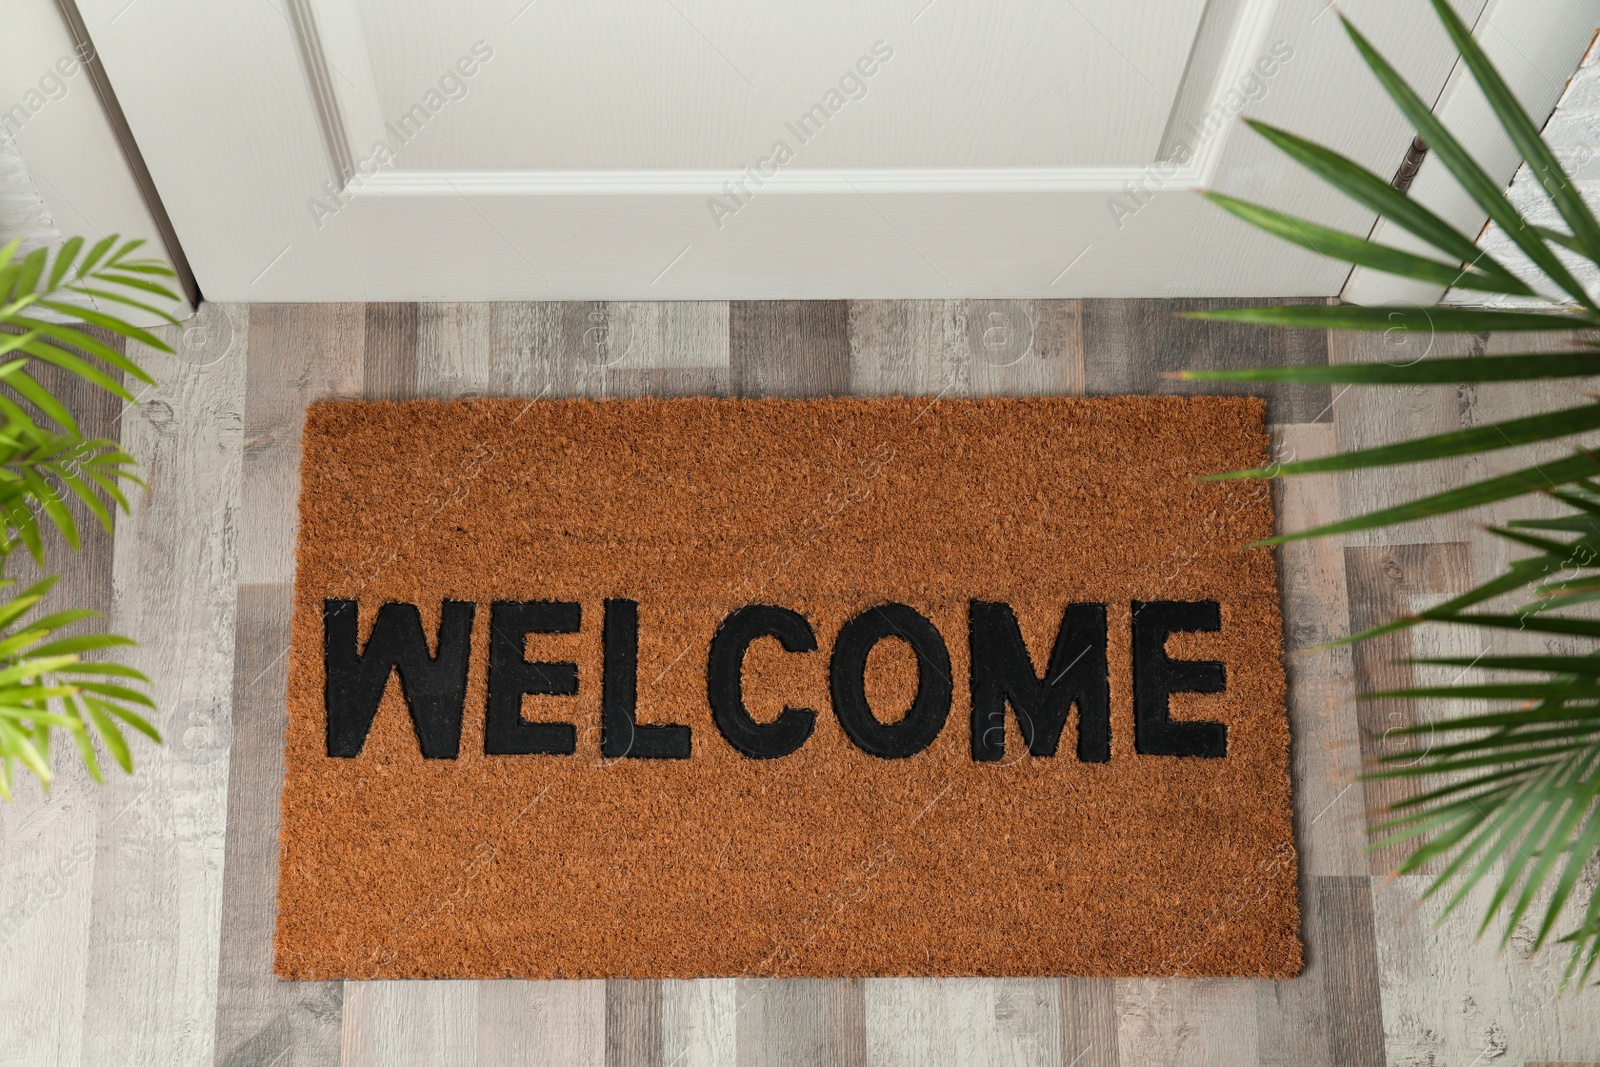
[487,302,599,397]
[1312,877,1385,1067]
[1342,543,1473,875]
[735,979,866,1067]
[1113,980,1257,1067]
[730,302,850,397]
[213,584,341,1067]
[1273,424,1365,878]
[216,303,363,1066]
[1327,329,1481,550]
[363,304,419,401]
[847,301,1082,398]
[607,979,664,1067]
[0,336,129,1067]
[77,311,248,1065]
[848,299,1072,1067]
[865,979,1063,1067]
[1372,853,1600,1062]
[603,299,731,396]
[724,300,865,1065]
[239,304,364,585]
[1058,979,1118,1067]
[342,982,477,1067]
[478,981,606,1067]
[662,979,736,1067]
[608,302,731,372]
[1371,873,1523,1066]
[1080,298,1330,424]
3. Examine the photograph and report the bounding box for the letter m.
[323,598,475,758]
[968,601,1110,763]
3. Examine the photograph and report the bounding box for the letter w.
[324,599,476,758]
[969,601,1110,762]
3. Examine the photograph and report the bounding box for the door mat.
[275,395,1301,980]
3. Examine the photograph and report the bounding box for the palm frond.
[1187,2,1600,983]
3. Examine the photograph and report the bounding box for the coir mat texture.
[276,395,1301,980]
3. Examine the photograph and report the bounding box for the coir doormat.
[275,395,1301,980]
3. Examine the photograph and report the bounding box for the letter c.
[707,605,818,758]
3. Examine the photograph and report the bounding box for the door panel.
[80,0,1488,299]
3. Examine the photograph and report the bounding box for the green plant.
[0,234,177,798]
[1180,0,1600,985]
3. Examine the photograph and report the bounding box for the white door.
[65,0,1559,299]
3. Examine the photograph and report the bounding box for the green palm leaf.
[0,234,174,795]
[1201,191,1535,294]
[1183,2,1600,983]
[1427,0,1600,264]
[1340,13,1598,310]
[1242,118,1527,286]
[1210,401,1600,479]
[1253,451,1600,546]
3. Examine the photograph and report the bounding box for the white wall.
[1445,31,1600,306]
[0,135,62,252]
[0,0,189,319]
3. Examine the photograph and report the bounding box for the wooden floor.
[3,298,1599,1067]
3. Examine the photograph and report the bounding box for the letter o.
[829,603,951,759]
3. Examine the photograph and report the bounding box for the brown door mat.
[276,395,1301,980]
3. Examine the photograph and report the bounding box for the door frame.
[1341,0,1600,306]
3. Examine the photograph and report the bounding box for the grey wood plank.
[608,979,664,1067]
[1333,329,1600,1062]
[1255,423,1371,1067]
[1326,328,1492,550]
[1273,424,1365,878]
[607,302,730,373]
[78,310,247,1065]
[1080,299,1331,424]
[1113,980,1257,1067]
[1058,980,1117,1067]
[217,303,362,1065]
[1311,877,1384,1067]
[363,303,419,401]
[730,302,850,397]
[213,584,341,1067]
[1342,543,1472,876]
[725,300,860,1066]
[735,979,866,1067]
[865,979,1062,1067]
[847,301,1082,398]
[1371,874,1522,1066]
[487,302,729,400]
[482,302,617,1063]
[662,979,736,1067]
[342,982,477,1066]
[240,304,364,585]
[0,331,127,1067]
[1372,869,1600,1063]
[478,981,605,1067]
[488,302,603,397]
[605,367,731,397]
[598,307,729,1062]
[418,303,493,397]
